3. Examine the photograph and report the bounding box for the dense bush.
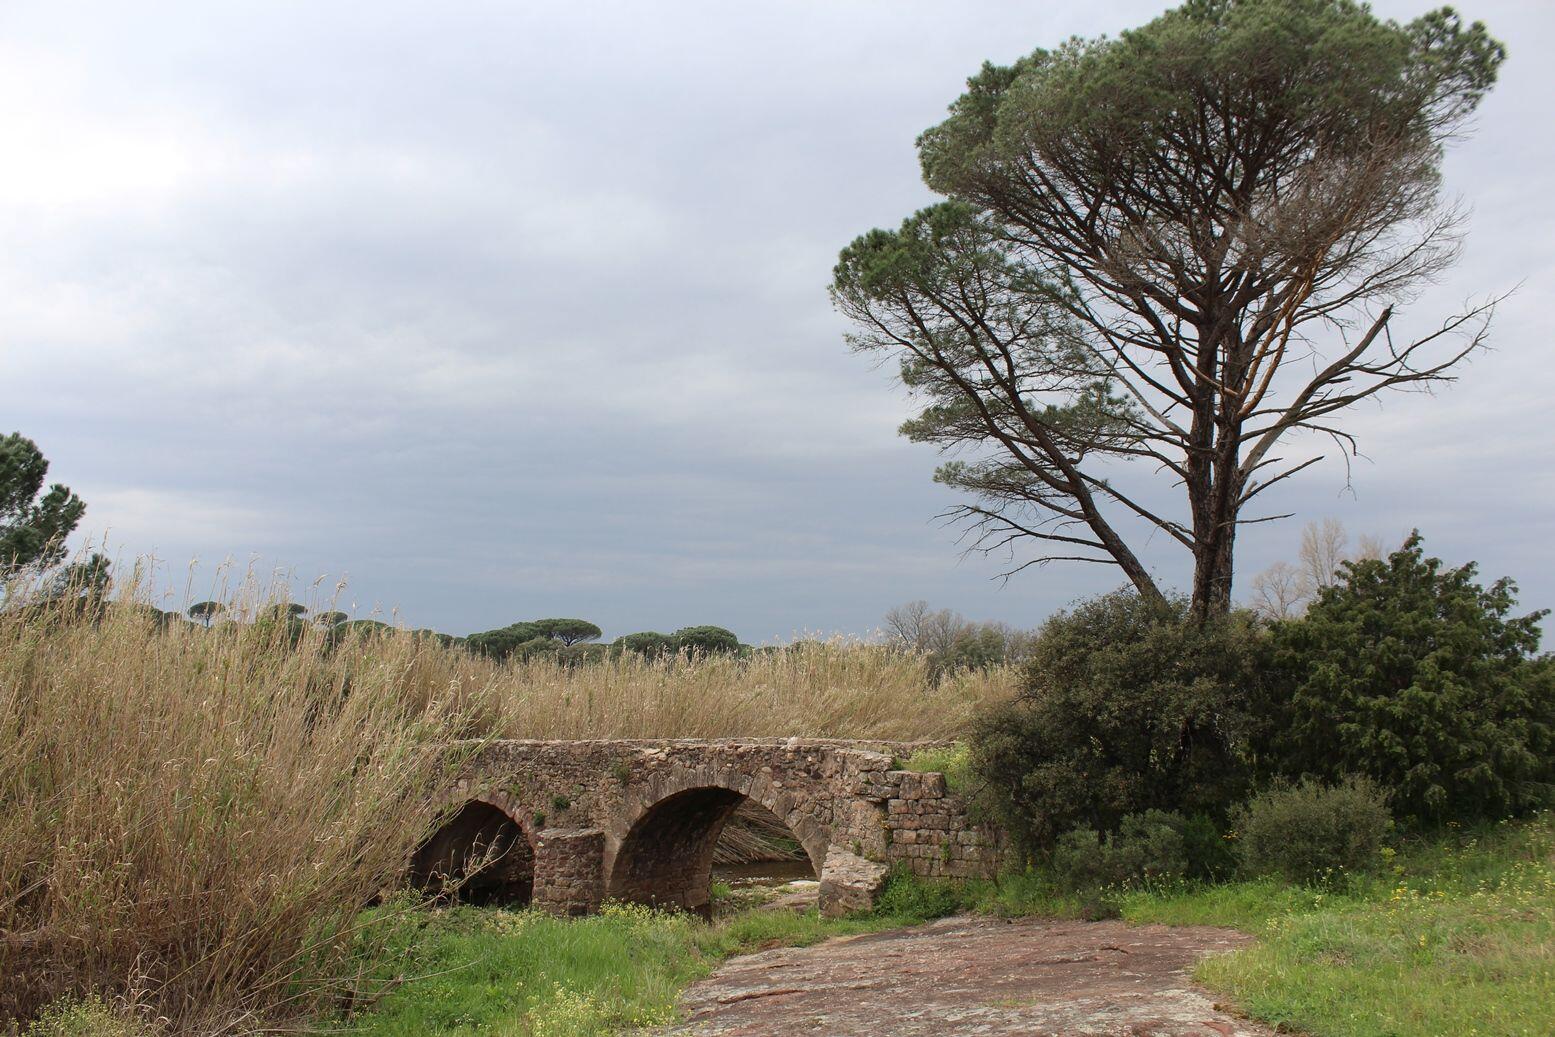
[508,636,561,661]
[465,618,603,661]
[555,642,608,667]
[464,622,543,660]
[969,590,1266,854]
[1233,777,1392,885]
[873,866,965,920]
[1181,813,1237,882]
[673,625,741,655]
[607,627,743,658]
[930,624,1028,679]
[612,630,676,658]
[1052,810,1188,891]
[882,601,1037,680]
[1264,533,1555,825]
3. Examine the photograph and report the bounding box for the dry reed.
[475,642,1015,741]
[0,590,486,1031]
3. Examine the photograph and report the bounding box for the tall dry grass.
[0,572,1015,1032]
[476,642,1016,741]
[0,591,489,1032]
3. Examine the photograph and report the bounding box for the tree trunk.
[1191,522,1237,620]
[1189,407,1245,620]
[1188,314,1245,622]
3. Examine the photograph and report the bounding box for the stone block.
[818,846,891,918]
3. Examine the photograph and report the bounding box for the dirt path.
[654,915,1274,1036]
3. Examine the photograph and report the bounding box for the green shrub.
[509,636,560,662]
[898,743,973,794]
[873,867,964,921]
[1052,810,1188,891]
[1181,813,1236,882]
[969,590,1267,854]
[1050,829,1107,888]
[21,997,150,1037]
[465,622,543,661]
[928,622,1030,679]
[556,642,606,667]
[1264,532,1555,825]
[1232,776,1392,884]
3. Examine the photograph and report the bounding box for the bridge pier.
[532,828,606,917]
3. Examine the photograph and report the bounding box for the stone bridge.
[412,739,1000,918]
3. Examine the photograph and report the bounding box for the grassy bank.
[429,638,1015,742]
[250,815,1555,1037]
[1119,814,1555,1037]
[336,868,986,1036]
[334,893,946,1037]
[960,813,1555,1037]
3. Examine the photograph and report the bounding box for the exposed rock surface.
[653,915,1273,1036]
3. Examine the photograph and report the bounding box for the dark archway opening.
[411,801,534,907]
[609,789,817,918]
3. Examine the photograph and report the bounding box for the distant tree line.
[465,620,745,663]
[161,604,756,668]
[464,618,605,663]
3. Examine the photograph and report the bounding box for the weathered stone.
[532,828,605,916]
[817,847,890,918]
[652,917,1273,1036]
[417,739,1002,918]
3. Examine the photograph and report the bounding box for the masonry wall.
[433,738,1001,916]
[878,770,1003,879]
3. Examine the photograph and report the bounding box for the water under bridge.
[413,739,999,918]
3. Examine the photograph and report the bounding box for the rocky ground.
[653,915,1274,1036]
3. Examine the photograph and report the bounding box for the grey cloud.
[2,0,1552,641]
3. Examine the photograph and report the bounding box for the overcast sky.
[3,0,1551,641]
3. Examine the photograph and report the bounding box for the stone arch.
[411,796,537,906]
[606,772,829,917]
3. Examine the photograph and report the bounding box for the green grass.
[339,819,1554,1037]
[897,742,972,794]
[1115,814,1555,1037]
[956,814,1554,1035]
[338,877,956,1037]
[959,868,1106,921]
[336,905,698,1036]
